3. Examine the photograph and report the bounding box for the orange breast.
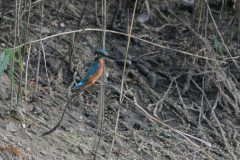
[85,59,104,87]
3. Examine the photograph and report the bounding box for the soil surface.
[0,0,240,160]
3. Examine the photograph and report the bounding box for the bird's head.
[94,50,115,60]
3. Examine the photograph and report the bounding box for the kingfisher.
[73,50,114,89]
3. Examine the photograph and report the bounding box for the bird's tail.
[73,82,85,89]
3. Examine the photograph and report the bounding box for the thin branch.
[11,28,226,63]
[41,91,84,136]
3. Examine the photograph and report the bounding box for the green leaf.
[0,54,9,77]
[218,45,224,56]
[214,38,224,56]
[1,48,18,61]
[0,51,6,64]
[9,56,15,90]
[209,23,213,31]
[214,37,218,48]
[18,47,22,67]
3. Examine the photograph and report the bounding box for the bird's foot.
[92,83,97,87]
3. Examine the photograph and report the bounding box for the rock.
[48,57,61,72]
[108,100,119,111]
[148,72,156,88]
[0,43,5,47]
[35,79,48,87]
[81,147,89,155]
[85,35,96,47]
[136,64,149,76]
[160,3,168,12]
[146,59,158,66]
[6,123,18,132]
[116,60,132,67]
[131,38,138,44]
[142,61,151,69]
[75,76,81,82]
[44,116,49,121]
[105,58,115,68]
[78,127,85,132]
[104,69,109,79]
[73,58,80,64]
[182,82,190,94]
[87,121,96,128]
[40,151,45,155]
[132,59,138,64]
[78,94,84,103]
[160,132,170,138]
[137,12,149,23]
[50,81,56,86]
[16,141,22,147]
[133,122,141,130]
[26,132,32,137]
[60,22,65,28]
[69,148,78,154]
[0,87,8,99]
[32,106,42,115]
[0,121,6,129]
[32,48,38,53]
[26,147,31,152]
[175,0,194,13]
[114,46,132,60]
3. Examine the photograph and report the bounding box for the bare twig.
[12,28,227,64]
[107,0,138,159]
[33,49,41,97]
[211,93,237,159]
[41,91,84,136]
[93,0,107,158]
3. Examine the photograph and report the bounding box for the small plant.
[209,23,224,56]
[0,47,26,123]
[0,51,9,77]
[0,48,18,89]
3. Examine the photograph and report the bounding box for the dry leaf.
[0,147,25,159]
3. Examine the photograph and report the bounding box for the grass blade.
[1,48,18,61]
[18,47,22,65]
[0,51,6,64]
[16,46,26,123]
[9,56,15,90]
[0,54,9,77]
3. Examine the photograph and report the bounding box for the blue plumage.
[73,61,100,89]
[95,49,108,56]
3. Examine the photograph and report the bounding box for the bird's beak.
[103,55,115,59]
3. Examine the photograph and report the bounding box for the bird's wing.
[82,61,100,81]
[73,61,99,88]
